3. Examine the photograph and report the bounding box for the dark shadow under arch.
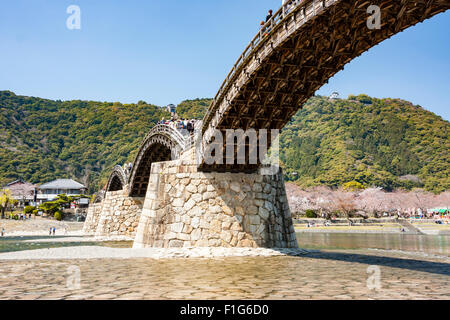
[105,165,128,192]
[128,125,187,197]
[129,142,173,197]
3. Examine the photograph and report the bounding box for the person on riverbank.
[49,227,52,235]
[1,228,4,236]
[52,227,56,235]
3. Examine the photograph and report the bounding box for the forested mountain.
[0,91,170,192]
[177,94,449,193]
[280,95,449,193]
[1,91,448,194]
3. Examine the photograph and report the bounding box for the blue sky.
[0,0,449,120]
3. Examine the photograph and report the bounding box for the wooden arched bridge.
[199,0,450,171]
[90,0,448,247]
[104,0,449,193]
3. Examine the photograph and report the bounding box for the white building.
[166,104,176,114]
[37,179,87,204]
[329,92,340,100]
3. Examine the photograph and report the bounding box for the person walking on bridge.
[187,120,193,136]
[266,9,273,22]
[282,0,292,16]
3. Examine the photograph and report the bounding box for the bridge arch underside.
[129,136,179,197]
[200,0,450,171]
[106,165,128,192]
[107,174,124,192]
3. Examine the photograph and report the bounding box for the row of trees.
[286,183,450,219]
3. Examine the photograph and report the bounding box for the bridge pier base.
[84,189,144,238]
[133,159,297,248]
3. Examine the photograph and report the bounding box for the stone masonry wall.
[83,203,103,235]
[133,158,297,248]
[94,189,144,238]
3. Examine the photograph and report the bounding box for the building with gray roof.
[37,179,87,203]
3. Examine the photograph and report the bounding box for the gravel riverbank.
[0,246,312,260]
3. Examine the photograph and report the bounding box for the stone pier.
[83,203,103,235]
[133,158,297,248]
[84,189,144,237]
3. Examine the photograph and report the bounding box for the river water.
[296,232,450,257]
[1,233,449,257]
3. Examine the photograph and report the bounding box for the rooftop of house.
[38,179,86,190]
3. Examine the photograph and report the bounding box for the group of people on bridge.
[160,117,197,136]
[260,0,298,35]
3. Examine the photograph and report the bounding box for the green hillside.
[178,94,449,193]
[0,91,170,192]
[1,91,448,194]
[280,95,449,193]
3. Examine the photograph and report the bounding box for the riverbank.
[0,248,448,300]
[0,217,84,236]
[293,218,450,235]
[0,246,312,260]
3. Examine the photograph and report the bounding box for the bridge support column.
[92,189,144,238]
[133,159,297,248]
[83,203,103,235]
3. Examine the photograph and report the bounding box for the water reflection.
[296,232,450,256]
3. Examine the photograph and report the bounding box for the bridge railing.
[202,0,330,133]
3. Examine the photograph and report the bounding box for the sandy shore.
[0,217,84,237]
[0,246,312,260]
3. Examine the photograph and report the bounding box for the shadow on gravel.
[296,250,450,276]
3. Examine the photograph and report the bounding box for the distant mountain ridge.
[1,91,448,193]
